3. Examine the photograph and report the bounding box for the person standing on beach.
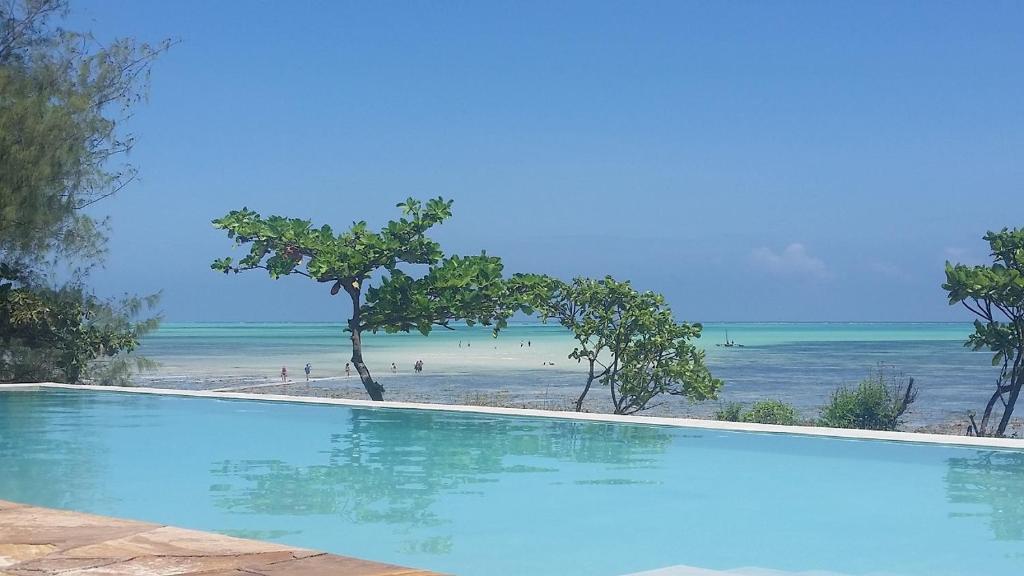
[391,362,397,373]
[280,366,288,382]
[345,363,351,377]
[304,363,311,381]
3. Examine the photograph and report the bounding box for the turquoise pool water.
[1,389,1022,575]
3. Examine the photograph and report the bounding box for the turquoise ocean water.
[1,389,1022,575]
[135,322,999,428]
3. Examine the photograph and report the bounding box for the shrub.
[714,400,800,425]
[818,368,917,431]
[742,400,799,426]
[714,402,744,422]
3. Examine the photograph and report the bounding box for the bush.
[714,400,800,425]
[714,402,744,422]
[743,400,799,426]
[818,368,917,431]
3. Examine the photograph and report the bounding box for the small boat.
[716,329,744,348]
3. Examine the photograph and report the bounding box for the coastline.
[129,322,1009,433]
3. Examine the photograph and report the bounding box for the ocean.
[134,322,1001,429]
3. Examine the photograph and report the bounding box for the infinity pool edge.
[4,382,1022,450]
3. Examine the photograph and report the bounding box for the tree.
[1,0,167,383]
[1,0,171,263]
[212,198,525,401]
[944,228,1024,437]
[527,275,722,414]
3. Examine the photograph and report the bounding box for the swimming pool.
[1,388,1022,575]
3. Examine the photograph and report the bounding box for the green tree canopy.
[0,0,166,383]
[523,275,722,414]
[212,197,527,401]
[944,227,1024,436]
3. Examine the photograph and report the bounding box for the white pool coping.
[4,382,1024,450]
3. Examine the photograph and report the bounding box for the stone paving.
[0,500,442,576]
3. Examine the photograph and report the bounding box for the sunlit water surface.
[2,389,1022,575]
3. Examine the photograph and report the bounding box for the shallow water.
[1,389,1021,575]
[134,322,1000,427]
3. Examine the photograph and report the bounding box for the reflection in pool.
[1,389,1022,575]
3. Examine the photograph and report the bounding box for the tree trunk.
[574,359,597,412]
[995,382,1022,436]
[995,359,1023,436]
[979,387,1003,435]
[610,373,622,414]
[347,285,383,402]
[608,350,623,414]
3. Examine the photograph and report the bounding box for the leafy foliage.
[743,400,799,426]
[714,400,800,425]
[1,0,171,263]
[0,0,166,384]
[943,228,1024,436]
[212,198,528,400]
[212,197,450,285]
[362,253,518,336]
[0,274,159,383]
[818,367,917,431]
[526,275,722,414]
[713,402,745,422]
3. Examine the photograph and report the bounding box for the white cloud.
[750,243,831,280]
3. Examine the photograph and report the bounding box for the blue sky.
[75,1,1023,322]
